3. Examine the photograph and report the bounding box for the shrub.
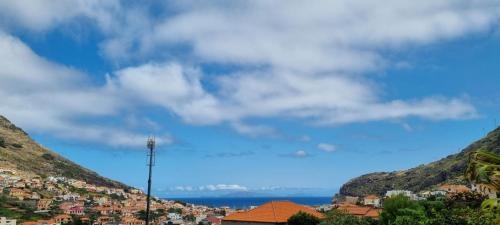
[11,143,23,148]
[288,211,321,225]
[42,153,55,160]
[0,137,5,148]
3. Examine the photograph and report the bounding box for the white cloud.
[292,150,309,158]
[0,0,121,32]
[107,63,222,125]
[0,1,496,139]
[318,143,337,152]
[0,32,171,148]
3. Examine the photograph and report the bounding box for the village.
[1,166,497,225]
[0,167,230,225]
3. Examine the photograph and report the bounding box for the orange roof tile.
[364,195,379,200]
[336,203,380,218]
[222,201,324,223]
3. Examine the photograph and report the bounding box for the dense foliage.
[287,211,321,225]
[466,149,500,221]
[319,194,497,225]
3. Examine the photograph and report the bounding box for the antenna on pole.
[145,136,155,225]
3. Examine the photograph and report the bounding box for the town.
[2,166,497,225]
[0,167,230,225]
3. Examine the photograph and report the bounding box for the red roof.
[336,203,380,218]
[223,201,324,223]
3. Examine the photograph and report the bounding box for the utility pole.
[145,137,155,225]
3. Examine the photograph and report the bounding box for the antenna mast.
[145,136,155,225]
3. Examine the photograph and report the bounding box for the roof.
[364,195,379,200]
[438,184,470,193]
[336,203,380,218]
[222,200,324,223]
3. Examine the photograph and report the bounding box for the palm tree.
[465,149,499,219]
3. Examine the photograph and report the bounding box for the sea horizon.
[165,196,332,209]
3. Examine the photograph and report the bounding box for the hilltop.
[339,126,500,197]
[0,115,127,189]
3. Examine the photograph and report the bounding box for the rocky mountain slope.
[0,115,128,189]
[339,126,500,197]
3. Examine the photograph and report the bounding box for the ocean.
[167,196,332,209]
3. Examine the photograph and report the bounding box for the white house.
[385,190,418,200]
[168,213,182,221]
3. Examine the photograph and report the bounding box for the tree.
[183,214,196,222]
[287,211,320,225]
[465,149,500,222]
[320,209,377,225]
[0,137,5,148]
[379,195,424,225]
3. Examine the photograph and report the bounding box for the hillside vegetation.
[339,126,500,197]
[0,115,127,189]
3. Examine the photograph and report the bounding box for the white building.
[168,213,182,221]
[0,217,16,225]
[385,190,418,200]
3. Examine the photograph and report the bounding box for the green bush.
[288,211,321,225]
[42,153,55,160]
[0,137,5,147]
[11,143,23,148]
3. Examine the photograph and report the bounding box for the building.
[437,184,470,194]
[385,190,418,200]
[8,188,28,200]
[335,203,381,218]
[53,215,72,224]
[37,199,53,211]
[222,201,324,225]
[121,217,145,225]
[363,195,381,208]
[0,217,16,225]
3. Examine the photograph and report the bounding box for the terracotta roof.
[336,203,380,218]
[438,184,470,193]
[222,200,324,223]
[364,195,379,200]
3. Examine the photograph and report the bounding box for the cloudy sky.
[0,0,499,197]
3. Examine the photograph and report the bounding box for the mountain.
[339,126,500,197]
[0,115,128,189]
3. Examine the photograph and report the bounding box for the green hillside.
[0,115,128,189]
[339,126,500,197]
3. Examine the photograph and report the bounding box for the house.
[222,201,324,225]
[53,215,72,224]
[206,216,222,225]
[335,203,381,218]
[94,216,114,225]
[0,217,16,225]
[167,213,182,221]
[385,190,417,200]
[67,206,84,215]
[437,184,470,194]
[121,217,144,225]
[8,188,28,200]
[363,195,381,208]
[37,199,53,211]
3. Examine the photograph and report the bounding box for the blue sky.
[0,1,499,197]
